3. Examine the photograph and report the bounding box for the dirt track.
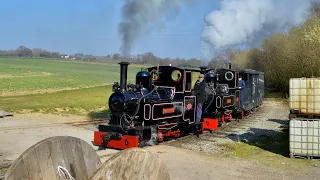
[0,113,118,166]
[146,145,316,180]
[1,99,319,179]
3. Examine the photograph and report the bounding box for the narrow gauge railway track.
[95,107,262,149]
[162,107,262,145]
[0,107,260,142]
[97,109,261,160]
[0,119,107,131]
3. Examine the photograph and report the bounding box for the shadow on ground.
[268,119,289,125]
[227,119,290,157]
[87,109,111,121]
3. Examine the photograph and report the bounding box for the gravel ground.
[164,99,290,155]
[0,113,118,170]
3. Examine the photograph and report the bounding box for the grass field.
[0,57,200,116]
[0,57,146,96]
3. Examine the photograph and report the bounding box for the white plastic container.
[289,118,320,157]
[289,78,320,114]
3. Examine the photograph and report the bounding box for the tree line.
[0,46,203,68]
[208,0,320,95]
[0,46,61,58]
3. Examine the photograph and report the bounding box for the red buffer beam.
[94,131,139,150]
[202,118,218,132]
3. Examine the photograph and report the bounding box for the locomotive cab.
[202,71,217,111]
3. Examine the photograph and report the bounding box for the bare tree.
[311,0,320,18]
[16,45,33,57]
[32,48,42,57]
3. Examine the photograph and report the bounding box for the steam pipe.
[119,61,130,92]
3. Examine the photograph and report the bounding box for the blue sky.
[0,0,219,59]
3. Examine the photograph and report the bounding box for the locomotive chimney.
[119,61,130,92]
[228,62,232,69]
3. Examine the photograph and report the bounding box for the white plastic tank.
[289,118,320,157]
[289,78,320,114]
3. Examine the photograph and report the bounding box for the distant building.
[60,54,69,59]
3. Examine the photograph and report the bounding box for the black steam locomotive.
[94,62,264,149]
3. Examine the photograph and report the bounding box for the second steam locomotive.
[94,62,264,149]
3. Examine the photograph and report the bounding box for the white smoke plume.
[118,0,194,57]
[201,0,311,60]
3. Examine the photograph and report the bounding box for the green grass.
[0,57,145,96]
[0,57,200,96]
[0,85,112,116]
[0,57,200,116]
[224,132,289,158]
[219,131,316,172]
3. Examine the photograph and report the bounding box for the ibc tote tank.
[289,118,320,158]
[289,78,320,115]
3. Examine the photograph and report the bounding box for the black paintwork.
[204,71,217,84]
[232,69,264,111]
[119,62,129,92]
[100,62,264,147]
[136,70,152,90]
